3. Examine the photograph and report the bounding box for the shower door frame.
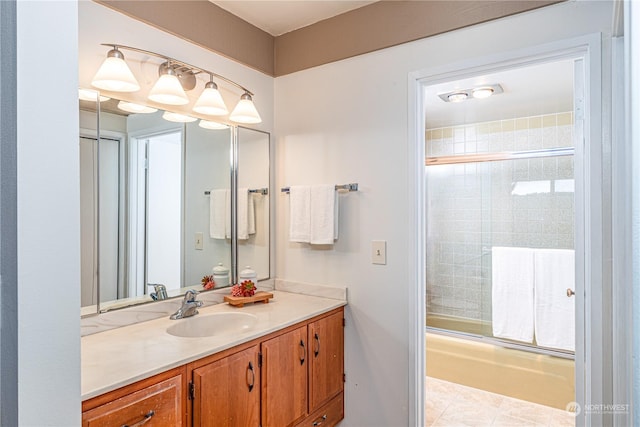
[409,33,612,427]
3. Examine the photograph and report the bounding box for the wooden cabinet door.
[261,325,308,427]
[192,345,260,427]
[82,375,183,427]
[308,310,344,413]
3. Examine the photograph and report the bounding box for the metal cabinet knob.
[567,288,575,297]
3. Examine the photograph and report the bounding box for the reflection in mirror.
[237,127,270,281]
[79,95,232,314]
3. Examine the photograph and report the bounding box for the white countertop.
[82,290,346,400]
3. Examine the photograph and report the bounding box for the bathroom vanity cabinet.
[82,306,344,427]
[81,367,187,426]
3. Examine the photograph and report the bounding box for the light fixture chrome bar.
[281,183,359,193]
[101,43,254,96]
[425,147,575,166]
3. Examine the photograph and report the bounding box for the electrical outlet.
[372,240,386,265]
[195,232,204,250]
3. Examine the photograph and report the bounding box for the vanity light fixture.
[439,84,504,103]
[78,88,110,102]
[117,101,157,114]
[162,111,197,123]
[199,120,229,130]
[193,76,228,116]
[229,92,262,124]
[91,47,140,92]
[148,63,190,105]
[91,44,262,124]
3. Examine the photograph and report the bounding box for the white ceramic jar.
[212,263,230,287]
[238,266,257,284]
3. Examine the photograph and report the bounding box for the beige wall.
[96,0,562,77]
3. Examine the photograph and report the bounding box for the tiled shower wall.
[426,112,574,323]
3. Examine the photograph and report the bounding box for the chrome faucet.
[170,290,203,320]
[148,283,168,301]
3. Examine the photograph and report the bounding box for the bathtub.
[426,325,575,410]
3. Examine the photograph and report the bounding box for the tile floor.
[426,376,575,427]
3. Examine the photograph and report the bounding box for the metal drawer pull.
[299,339,306,365]
[247,361,255,392]
[567,288,575,297]
[122,410,155,427]
[314,332,320,357]
[313,414,327,426]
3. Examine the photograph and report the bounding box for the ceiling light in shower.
[472,87,495,99]
[162,111,197,123]
[199,120,229,130]
[447,92,468,103]
[78,88,110,102]
[439,84,504,103]
[91,47,140,93]
[117,101,157,114]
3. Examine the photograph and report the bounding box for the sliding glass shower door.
[425,114,575,356]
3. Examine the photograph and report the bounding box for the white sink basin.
[166,312,258,338]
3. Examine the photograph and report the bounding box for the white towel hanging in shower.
[534,249,575,351]
[491,246,535,343]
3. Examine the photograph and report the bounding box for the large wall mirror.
[79,94,270,315]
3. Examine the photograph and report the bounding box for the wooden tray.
[224,291,273,307]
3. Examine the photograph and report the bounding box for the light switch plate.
[372,240,386,265]
[195,232,204,250]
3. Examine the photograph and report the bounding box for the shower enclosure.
[425,112,575,355]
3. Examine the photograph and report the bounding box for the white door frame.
[408,33,615,426]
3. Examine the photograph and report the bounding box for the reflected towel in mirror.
[209,189,229,239]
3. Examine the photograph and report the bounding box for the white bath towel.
[289,186,311,242]
[310,185,338,245]
[209,189,228,239]
[237,188,256,240]
[534,249,575,351]
[491,246,535,343]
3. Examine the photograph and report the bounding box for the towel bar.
[204,188,268,196]
[281,183,358,193]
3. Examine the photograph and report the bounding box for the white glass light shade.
[78,88,110,102]
[229,93,262,124]
[162,111,197,123]
[91,54,140,93]
[193,82,228,116]
[148,72,189,106]
[199,120,229,130]
[117,101,157,114]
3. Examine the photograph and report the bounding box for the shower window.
[425,113,575,354]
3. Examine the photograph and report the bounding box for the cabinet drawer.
[295,393,343,427]
[82,375,182,427]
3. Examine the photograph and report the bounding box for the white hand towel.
[237,188,255,240]
[491,246,535,343]
[534,249,575,351]
[224,189,231,239]
[209,189,227,239]
[289,186,311,243]
[310,185,338,245]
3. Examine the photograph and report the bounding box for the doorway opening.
[423,56,583,426]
